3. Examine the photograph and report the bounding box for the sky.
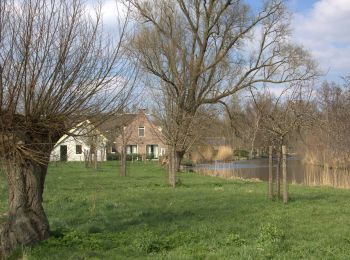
[94,0,350,84]
[251,0,350,83]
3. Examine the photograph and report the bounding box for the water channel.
[194,158,350,189]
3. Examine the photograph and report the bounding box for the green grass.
[1,161,350,259]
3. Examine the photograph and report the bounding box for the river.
[194,158,350,189]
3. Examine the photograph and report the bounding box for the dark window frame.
[76,144,82,154]
[111,143,116,153]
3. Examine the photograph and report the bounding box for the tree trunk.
[268,146,273,199]
[94,150,98,170]
[168,146,177,187]
[168,146,185,187]
[168,146,180,187]
[282,145,288,203]
[0,159,50,257]
[276,148,281,199]
[89,150,93,167]
[120,146,126,177]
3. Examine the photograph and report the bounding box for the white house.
[50,120,107,162]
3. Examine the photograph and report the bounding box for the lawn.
[1,161,350,259]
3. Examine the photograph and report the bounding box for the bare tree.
[301,78,350,169]
[114,119,134,177]
[0,0,133,256]
[249,81,315,201]
[127,0,317,187]
[82,127,107,170]
[151,83,216,185]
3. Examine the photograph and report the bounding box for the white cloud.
[86,0,129,25]
[291,0,350,81]
[101,0,129,23]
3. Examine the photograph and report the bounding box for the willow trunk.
[0,159,50,257]
[168,146,183,187]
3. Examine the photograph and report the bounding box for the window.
[111,143,116,153]
[126,145,137,154]
[76,145,82,154]
[138,126,145,137]
[146,145,158,159]
[160,148,166,156]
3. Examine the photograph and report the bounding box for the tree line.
[210,77,350,171]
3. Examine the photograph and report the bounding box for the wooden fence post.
[282,145,288,203]
[268,146,273,199]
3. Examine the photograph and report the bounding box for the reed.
[201,146,215,162]
[215,146,233,161]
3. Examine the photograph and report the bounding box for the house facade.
[50,120,107,162]
[114,110,167,159]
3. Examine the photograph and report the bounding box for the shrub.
[191,151,204,164]
[234,149,249,158]
[146,153,155,160]
[126,153,142,161]
[180,158,193,166]
[107,153,119,161]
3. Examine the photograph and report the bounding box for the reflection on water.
[194,158,350,189]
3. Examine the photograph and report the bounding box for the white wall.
[50,135,107,162]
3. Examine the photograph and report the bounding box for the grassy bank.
[1,161,350,259]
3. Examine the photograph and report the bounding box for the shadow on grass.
[287,193,330,203]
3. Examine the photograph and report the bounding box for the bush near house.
[107,153,119,161]
[107,153,143,161]
[126,153,142,161]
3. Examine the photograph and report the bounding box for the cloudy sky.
[96,0,350,83]
[269,0,350,82]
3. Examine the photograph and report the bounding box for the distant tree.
[127,0,317,187]
[0,0,133,256]
[83,127,107,170]
[302,77,350,168]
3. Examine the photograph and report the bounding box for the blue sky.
[95,0,350,84]
[246,0,316,14]
[287,0,317,13]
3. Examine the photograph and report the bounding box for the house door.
[60,145,68,161]
[146,145,158,159]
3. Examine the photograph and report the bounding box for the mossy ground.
[1,161,350,259]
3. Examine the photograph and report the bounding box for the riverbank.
[1,161,350,259]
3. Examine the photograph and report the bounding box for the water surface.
[195,158,350,189]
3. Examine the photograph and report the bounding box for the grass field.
[1,161,350,259]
